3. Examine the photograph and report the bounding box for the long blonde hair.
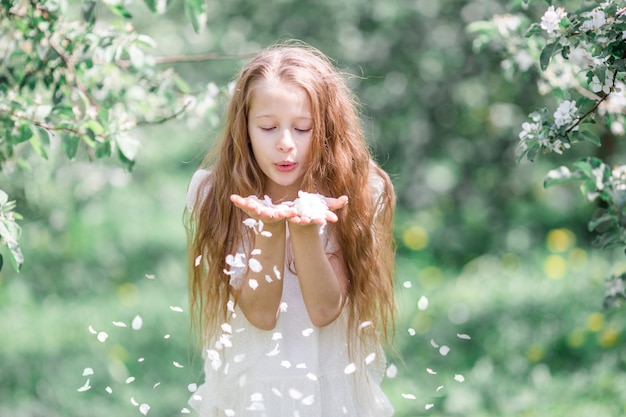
[186,41,395,349]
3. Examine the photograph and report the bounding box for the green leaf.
[0,253,3,272]
[63,133,81,159]
[185,0,207,33]
[579,130,601,147]
[82,0,97,22]
[109,4,133,19]
[540,42,560,71]
[95,140,111,158]
[115,132,140,161]
[30,135,49,159]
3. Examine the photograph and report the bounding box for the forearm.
[237,222,286,330]
[289,224,345,327]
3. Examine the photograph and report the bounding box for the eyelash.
[260,127,311,133]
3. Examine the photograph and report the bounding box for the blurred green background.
[1,0,625,416]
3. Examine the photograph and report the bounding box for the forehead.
[248,78,312,117]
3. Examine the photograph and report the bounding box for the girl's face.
[247,78,313,201]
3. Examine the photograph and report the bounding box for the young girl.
[185,41,396,417]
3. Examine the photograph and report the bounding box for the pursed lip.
[275,161,297,172]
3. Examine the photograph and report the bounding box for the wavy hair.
[186,41,395,350]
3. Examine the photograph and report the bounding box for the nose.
[276,128,295,152]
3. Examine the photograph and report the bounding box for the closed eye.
[295,128,312,133]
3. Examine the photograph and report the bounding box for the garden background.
[1,0,625,416]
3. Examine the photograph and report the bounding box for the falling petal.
[112,321,127,327]
[181,408,191,414]
[139,403,150,415]
[248,258,262,273]
[302,395,315,405]
[221,323,233,333]
[344,363,356,374]
[248,279,259,290]
[250,393,263,402]
[267,344,280,356]
[306,373,318,381]
[194,255,202,267]
[457,333,471,340]
[273,265,282,280]
[281,360,292,368]
[132,315,143,330]
[279,302,288,312]
[430,339,439,348]
[187,383,198,393]
[425,404,434,410]
[82,367,94,376]
[234,354,246,363]
[408,328,416,336]
[426,368,437,375]
[302,328,314,337]
[227,300,235,312]
[164,334,171,339]
[403,281,412,288]
[88,325,97,335]
[97,332,108,343]
[138,357,145,362]
[105,386,113,394]
[454,374,465,382]
[173,361,184,368]
[126,377,136,384]
[130,397,139,406]
[265,274,273,283]
[386,364,398,378]
[144,273,155,279]
[365,352,376,365]
[417,296,429,311]
[359,321,373,330]
[272,388,283,397]
[251,249,262,255]
[401,393,416,400]
[272,332,283,340]
[224,410,235,417]
[296,363,307,369]
[153,382,161,389]
[439,345,451,356]
[77,379,91,392]
[170,306,184,313]
[261,231,272,237]
[289,388,303,400]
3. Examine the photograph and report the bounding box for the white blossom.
[553,100,578,128]
[581,9,607,32]
[540,6,567,35]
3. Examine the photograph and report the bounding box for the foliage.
[469,0,626,308]
[0,0,216,270]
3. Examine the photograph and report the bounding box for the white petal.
[386,364,398,378]
[105,386,113,394]
[132,315,143,330]
[126,376,136,384]
[144,273,155,279]
[430,339,439,348]
[454,374,465,382]
[425,403,434,410]
[173,361,184,368]
[365,352,376,365]
[289,388,303,400]
[139,403,150,415]
[457,333,471,340]
[439,345,450,356]
[248,258,262,273]
[426,368,437,375]
[403,281,412,288]
[264,274,273,283]
[194,255,202,267]
[436,385,444,392]
[248,279,259,290]
[273,265,282,280]
[301,395,315,405]
[130,397,139,406]
[170,306,184,313]
[344,363,356,374]
[306,373,318,381]
[112,321,127,327]
[77,379,91,392]
[251,249,261,255]
[302,328,314,337]
[88,325,97,335]
[401,393,416,400]
[408,328,416,336]
[153,382,160,389]
[359,321,373,330]
[417,296,429,311]
[97,332,108,343]
[224,410,235,417]
[82,367,94,376]
[281,360,292,368]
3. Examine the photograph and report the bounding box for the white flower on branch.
[553,100,578,128]
[540,6,567,35]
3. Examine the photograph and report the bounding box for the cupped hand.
[230,194,296,224]
[289,195,349,226]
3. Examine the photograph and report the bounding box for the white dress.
[186,170,394,417]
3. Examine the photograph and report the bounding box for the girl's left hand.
[289,195,348,226]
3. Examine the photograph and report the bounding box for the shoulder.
[186,169,212,212]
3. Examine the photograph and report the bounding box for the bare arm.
[289,222,348,327]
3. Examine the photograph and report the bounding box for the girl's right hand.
[230,194,296,224]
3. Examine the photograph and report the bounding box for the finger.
[325,195,348,211]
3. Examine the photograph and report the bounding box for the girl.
[185,41,396,417]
